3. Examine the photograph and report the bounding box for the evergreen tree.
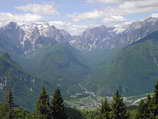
[146,95,153,119]
[136,82,158,119]
[36,88,50,119]
[4,88,15,119]
[144,81,158,119]
[151,81,158,117]
[153,81,158,105]
[5,88,14,110]
[98,98,111,119]
[136,96,152,119]
[111,90,129,119]
[50,88,67,119]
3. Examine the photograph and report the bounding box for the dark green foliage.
[65,107,85,119]
[136,82,158,119]
[149,81,158,118]
[129,109,138,119]
[98,98,111,119]
[5,88,15,119]
[82,91,130,119]
[0,86,82,119]
[2,83,158,119]
[5,88,14,110]
[152,81,158,113]
[0,88,16,119]
[111,90,129,119]
[51,88,67,119]
[136,98,151,119]
[81,110,99,119]
[36,88,50,119]
[100,98,111,114]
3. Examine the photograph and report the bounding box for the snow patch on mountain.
[1,17,158,52]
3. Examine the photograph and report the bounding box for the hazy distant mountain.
[0,22,90,106]
[1,17,158,53]
[20,43,90,96]
[82,30,158,96]
[0,22,73,55]
[71,17,158,50]
[0,51,42,109]
[0,17,158,104]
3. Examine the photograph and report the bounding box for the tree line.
[82,81,158,119]
[1,82,158,119]
[0,88,67,119]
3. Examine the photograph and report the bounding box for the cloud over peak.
[0,13,42,24]
[16,3,58,16]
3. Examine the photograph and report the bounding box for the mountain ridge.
[0,16,158,109]
[1,17,158,52]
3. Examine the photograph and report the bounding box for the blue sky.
[0,0,158,34]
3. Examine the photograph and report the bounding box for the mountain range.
[1,17,158,53]
[0,17,158,109]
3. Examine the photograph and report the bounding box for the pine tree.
[5,88,14,109]
[153,81,158,104]
[50,88,67,119]
[4,88,15,119]
[136,96,152,119]
[98,98,111,119]
[36,88,50,119]
[151,81,158,117]
[146,95,153,119]
[136,100,146,119]
[136,82,158,119]
[111,90,129,119]
[146,81,158,119]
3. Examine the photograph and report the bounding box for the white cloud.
[86,0,158,16]
[70,7,128,26]
[72,0,158,26]
[0,13,42,23]
[103,15,126,25]
[49,21,66,27]
[151,13,158,18]
[66,24,98,35]
[16,3,58,16]
[70,10,104,22]
[48,21,98,35]
[87,0,146,3]
[86,0,120,3]
[119,0,158,14]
